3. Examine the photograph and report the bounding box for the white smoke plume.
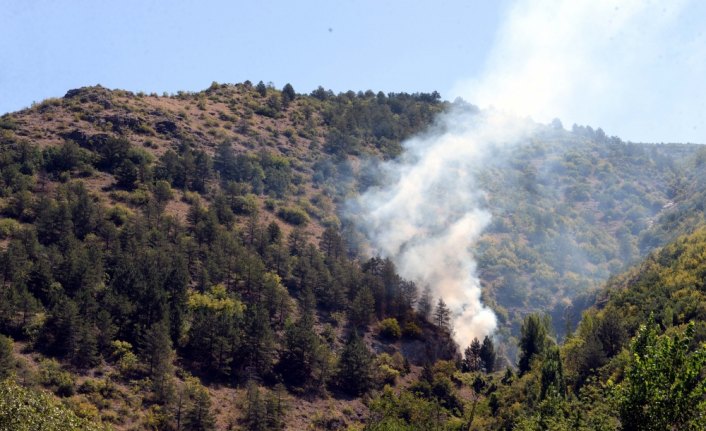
[454,0,700,143]
[348,0,697,349]
[348,109,536,346]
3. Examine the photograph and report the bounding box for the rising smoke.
[455,0,700,143]
[348,0,696,349]
[348,109,537,346]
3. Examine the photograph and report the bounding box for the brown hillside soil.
[5,84,344,241]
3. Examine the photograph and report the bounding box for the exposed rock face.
[60,129,112,149]
[61,129,90,146]
[64,86,113,109]
[104,114,142,133]
[156,120,178,135]
[63,88,84,99]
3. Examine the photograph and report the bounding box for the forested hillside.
[476,128,702,341]
[390,224,706,430]
[1,82,706,429]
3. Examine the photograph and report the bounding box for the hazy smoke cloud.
[348,0,700,349]
[454,0,701,143]
[348,110,537,346]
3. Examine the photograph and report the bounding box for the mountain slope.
[1,82,706,429]
[364,225,706,430]
[2,83,704,334]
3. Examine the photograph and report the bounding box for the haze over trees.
[0,82,705,428]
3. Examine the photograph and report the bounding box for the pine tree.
[142,319,175,404]
[72,322,100,369]
[287,228,307,257]
[39,297,79,358]
[192,150,212,192]
[244,381,267,431]
[434,298,451,332]
[184,385,215,431]
[265,383,287,430]
[266,221,282,244]
[0,335,14,380]
[518,313,550,375]
[276,287,322,390]
[463,338,482,372]
[399,280,418,316]
[479,336,497,373]
[116,159,138,190]
[320,225,344,262]
[281,83,296,107]
[597,307,627,358]
[153,180,173,213]
[68,181,97,239]
[242,304,275,378]
[540,346,565,399]
[213,143,237,181]
[185,284,242,376]
[256,81,267,97]
[418,287,433,322]
[262,275,288,328]
[349,286,374,328]
[337,331,373,396]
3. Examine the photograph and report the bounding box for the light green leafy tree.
[0,381,106,431]
[615,320,706,431]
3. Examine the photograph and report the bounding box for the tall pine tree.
[142,319,175,404]
[479,336,497,372]
[337,331,373,396]
[434,298,451,332]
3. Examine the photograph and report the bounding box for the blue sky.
[1,0,704,143]
[1,1,504,108]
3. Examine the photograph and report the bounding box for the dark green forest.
[1,82,706,430]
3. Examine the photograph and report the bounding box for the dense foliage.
[0,96,456,426]
[2,83,706,428]
[0,381,107,431]
[475,130,699,341]
[364,226,706,430]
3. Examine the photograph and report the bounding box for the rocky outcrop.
[63,86,113,109]
[60,129,112,150]
[104,114,142,133]
[155,120,178,135]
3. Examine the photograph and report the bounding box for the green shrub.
[402,321,423,339]
[110,340,139,377]
[276,206,309,226]
[0,381,105,430]
[38,359,75,397]
[376,352,405,374]
[231,194,258,215]
[153,180,173,205]
[379,318,402,340]
[182,191,200,205]
[127,189,150,206]
[377,364,400,386]
[135,123,156,135]
[0,334,14,380]
[78,379,100,395]
[108,190,130,203]
[264,199,276,212]
[108,204,132,225]
[0,116,18,130]
[0,218,20,239]
[100,409,120,424]
[65,397,100,421]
